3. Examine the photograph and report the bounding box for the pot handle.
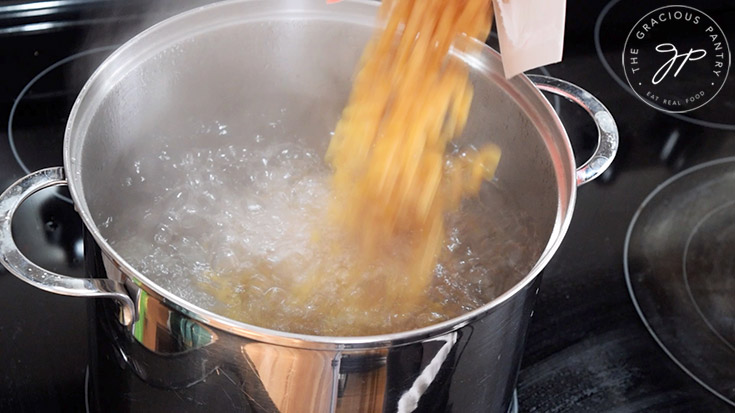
[527,74,618,186]
[0,167,134,325]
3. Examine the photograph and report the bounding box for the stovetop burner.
[6,46,115,280]
[624,157,735,407]
[8,46,115,179]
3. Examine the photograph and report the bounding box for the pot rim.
[63,0,577,350]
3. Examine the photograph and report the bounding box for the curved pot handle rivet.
[0,167,135,326]
[527,74,619,186]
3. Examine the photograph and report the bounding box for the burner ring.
[624,156,735,407]
[7,46,117,203]
[683,200,735,352]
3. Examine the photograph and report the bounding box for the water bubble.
[100,216,113,228]
[105,138,538,336]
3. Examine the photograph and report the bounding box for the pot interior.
[67,0,572,337]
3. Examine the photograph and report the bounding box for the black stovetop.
[1,0,734,411]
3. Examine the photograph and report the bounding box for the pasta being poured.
[323,0,501,303]
[200,0,507,335]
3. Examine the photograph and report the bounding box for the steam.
[67,0,224,88]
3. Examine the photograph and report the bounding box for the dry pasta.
[203,0,503,335]
[323,0,500,305]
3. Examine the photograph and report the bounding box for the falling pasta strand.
[324,0,501,304]
[204,0,504,335]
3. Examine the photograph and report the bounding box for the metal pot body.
[0,1,618,412]
[85,229,540,413]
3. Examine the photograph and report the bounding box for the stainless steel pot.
[0,1,618,412]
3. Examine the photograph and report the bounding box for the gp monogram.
[623,5,730,113]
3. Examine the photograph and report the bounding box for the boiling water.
[105,135,539,336]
